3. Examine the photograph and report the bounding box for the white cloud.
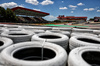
[25,0,39,5]
[71,11,74,13]
[59,7,68,10]
[40,0,54,5]
[62,1,64,3]
[18,4,24,7]
[71,8,76,10]
[95,7,99,10]
[69,5,77,8]
[97,10,100,12]
[83,8,95,11]
[77,3,84,6]
[43,15,57,21]
[89,8,95,11]
[69,5,77,10]
[0,2,24,8]
[83,8,88,11]
[33,8,41,11]
[0,2,18,8]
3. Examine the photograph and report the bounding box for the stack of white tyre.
[2,24,100,66]
[31,32,69,49]
[0,41,67,66]
[0,37,13,52]
[22,26,52,30]
[4,25,20,28]
[72,28,93,33]
[46,30,70,37]
[1,30,34,43]
[71,32,98,37]
[52,27,72,33]
[69,35,100,50]
[0,28,9,35]
[68,46,100,66]
[0,37,13,65]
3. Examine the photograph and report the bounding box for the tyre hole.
[78,38,100,44]
[39,35,61,39]
[13,47,56,61]
[82,51,100,66]
[0,41,4,46]
[9,33,28,35]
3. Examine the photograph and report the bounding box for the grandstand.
[11,7,50,23]
[57,15,87,23]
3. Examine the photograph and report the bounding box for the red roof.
[11,7,50,15]
[57,16,87,19]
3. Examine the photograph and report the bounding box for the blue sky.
[0,0,100,21]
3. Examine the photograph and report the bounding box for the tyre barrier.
[0,37,13,65]
[4,25,20,28]
[34,27,52,30]
[31,33,69,49]
[0,53,4,66]
[24,29,45,34]
[0,37,13,52]
[98,34,100,38]
[93,30,100,35]
[22,26,52,30]
[23,27,45,34]
[72,28,93,33]
[7,28,24,32]
[69,35,100,50]
[32,27,52,30]
[0,24,5,27]
[20,26,36,30]
[0,41,67,66]
[33,30,45,34]
[52,27,72,33]
[46,30,70,37]
[71,32,98,37]
[68,46,100,66]
[1,30,34,43]
[0,28,9,35]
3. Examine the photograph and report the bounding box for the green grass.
[45,24,89,27]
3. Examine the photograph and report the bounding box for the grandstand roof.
[57,16,87,19]
[11,7,50,17]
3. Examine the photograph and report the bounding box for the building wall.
[57,15,87,23]
[94,17,100,22]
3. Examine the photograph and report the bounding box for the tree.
[0,6,7,21]
[54,20,61,22]
[6,8,17,22]
[89,18,94,21]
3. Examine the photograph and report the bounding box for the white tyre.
[1,41,67,66]
[31,33,69,49]
[0,53,4,66]
[69,35,100,50]
[98,34,100,38]
[33,30,45,34]
[71,32,98,37]
[0,28,9,34]
[52,27,72,32]
[72,28,93,33]
[68,46,100,66]
[46,30,70,37]
[24,29,45,34]
[1,30,34,43]
[7,28,24,32]
[0,37,13,52]
[93,30,100,35]
[22,26,52,30]
[32,27,52,30]
[4,25,19,28]
[0,24,5,27]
